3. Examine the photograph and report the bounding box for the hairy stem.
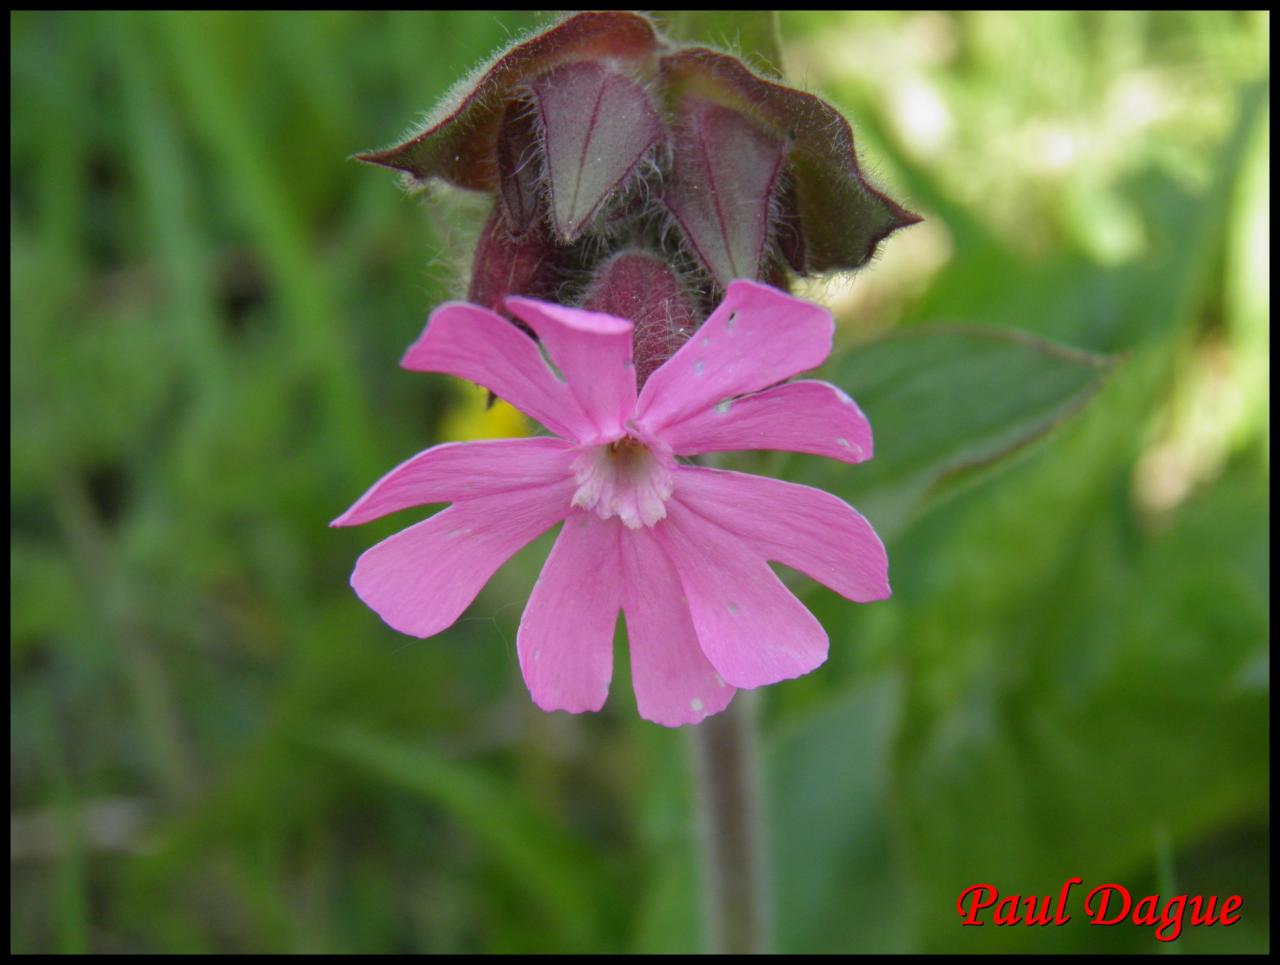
[689,691,771,953]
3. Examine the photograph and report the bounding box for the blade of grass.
[156,11,377,482]
[113,12,228,400]
[308,722,607,951]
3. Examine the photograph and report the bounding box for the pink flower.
[333,281,889,726]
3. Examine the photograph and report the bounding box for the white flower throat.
[570,435,674,529]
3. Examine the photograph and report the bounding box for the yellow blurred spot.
[439,382,530,441]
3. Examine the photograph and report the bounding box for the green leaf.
[894,454,1270,953]
[791,326,1119,541]
[307,722,606,951]
[767,675,913,953]
[879,84,1271,952]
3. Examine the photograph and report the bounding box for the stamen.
[571,435,674,528]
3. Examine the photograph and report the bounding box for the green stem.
[689,692,771,954]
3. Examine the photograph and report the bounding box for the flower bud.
[468,204,563,324]
[359,12,919,327]
[583,251,697,386]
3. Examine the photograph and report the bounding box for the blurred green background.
[9,10,1269,953]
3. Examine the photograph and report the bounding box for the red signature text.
[958,879,1242,942]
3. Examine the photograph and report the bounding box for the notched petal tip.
[530,693,610,717]
[505,296,633,337]
[639,700,732,729]
[348,556,442,641]
[856,543,892,604]
[399,301,515,371]
[713,650,829,692]
[721,278,836,340]
[397,344,421,371]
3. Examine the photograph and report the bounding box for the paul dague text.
[957,878,1242,942]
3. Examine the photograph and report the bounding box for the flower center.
[570,435,674,529]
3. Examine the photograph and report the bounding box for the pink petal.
[659,379,874,464]
[504,298,636,440]
[673,467,890,603]
[654,500,828,689]
[517,511,621,715]
[634,280,834,433]
[401,302,593,441]
[350,480,574,639]
[619,527,736,726]
[331,437,575,528]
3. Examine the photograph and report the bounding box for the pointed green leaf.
[767,677,911,953]
[791,326,1119,541]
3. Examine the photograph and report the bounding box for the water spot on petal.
[691,697,704,713]
[726,601,740,614]
[836,437,864,457]
[693,360,705,377]
[725,312,738,330]
[715,399,733,414]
